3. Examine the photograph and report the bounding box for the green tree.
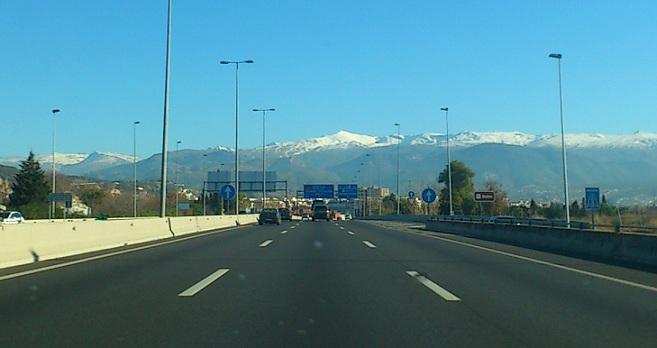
[79,186,106,215]
[9,152,50,217]
[378,193,410,214]
[570,199,583,217]
[438,161,475,215]
[529,199,538,217]
[542,202,564,219]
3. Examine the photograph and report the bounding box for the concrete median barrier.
[425,220,657,269]
[0,214,259,269]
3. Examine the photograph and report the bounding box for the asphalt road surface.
[1,219,657,347]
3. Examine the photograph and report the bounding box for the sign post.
[585,187,600,229]
[421,188,437,215]
[474,191,495,202]
[48,193,73,220]
[220,185,236,201]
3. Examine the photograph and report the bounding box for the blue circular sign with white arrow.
[408,191,416,199]
[421,188,437,204]
[220,185,236,200]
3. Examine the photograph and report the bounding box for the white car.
[1,211,25,224]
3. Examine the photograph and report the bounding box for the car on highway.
[312,205,330,221]
[259,208,281,225]
[0,211,24,224]
[299,208,311,221]
[278,208,292,221]
[345,213,353,220]
[331,211,345,221]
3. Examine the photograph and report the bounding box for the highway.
[1,219,657,347]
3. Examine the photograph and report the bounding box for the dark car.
[278,208,292,221]
[259,208,281,225]
[312,205,330,221]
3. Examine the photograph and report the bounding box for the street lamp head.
[52,109,61,114]
[440,107,448,111]
[243,60,254,64]
[549,53,562,59]
[267,108,275,112]
[394,123,400,126]
[219,60,231,64]
[177,140,182,144]
[134,121,141,125]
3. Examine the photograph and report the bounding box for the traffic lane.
[362,220,657,288]
[162,219,523,347]
[346,221,657,347]
[0,222,287,347]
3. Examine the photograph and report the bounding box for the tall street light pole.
[394,123,401,215]
[220,59,254,216]
[253,108,275,211]
[50,108,61,219]
[159,0,173,218]
[441,107,454,216]
[175,140,182,216]
[133,121,140,218]
[549,53,570,227]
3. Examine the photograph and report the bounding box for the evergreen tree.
[9,152,50,208]
[529,199,538,217]
[438,161,475,215]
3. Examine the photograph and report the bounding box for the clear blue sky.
[2,0,656,157]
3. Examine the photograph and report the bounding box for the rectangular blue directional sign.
[585,187,600,209]
[337,184,358,199]
[303,184,335,199]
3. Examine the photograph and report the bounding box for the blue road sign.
[337,184,358,199]
[421,188,437,204]
[408,191,416,199]
[585,187,600,209]
[304,184,335,199]
[220,184,236,200]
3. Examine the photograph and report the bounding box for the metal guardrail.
[430,215,657,234]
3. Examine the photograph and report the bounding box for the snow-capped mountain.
[264,130,657,154]
[0,152,135,175]
[528,132,657,149]
[59,152,136,177]
[4,129,657,202]
[0,153,88,168]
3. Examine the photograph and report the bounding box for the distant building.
[363,186,390,198]
[510,200,531,208]
[65,196,91,216]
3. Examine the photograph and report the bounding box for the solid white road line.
[259,240,273,247]
[347,231,355,235]
[178,268,230,297]
[362,241,377,248]
[407,230,657,294]
[406,270,461,301]
[0,226,244,282]
[281,230,288,234]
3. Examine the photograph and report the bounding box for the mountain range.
[2,130,657,204]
